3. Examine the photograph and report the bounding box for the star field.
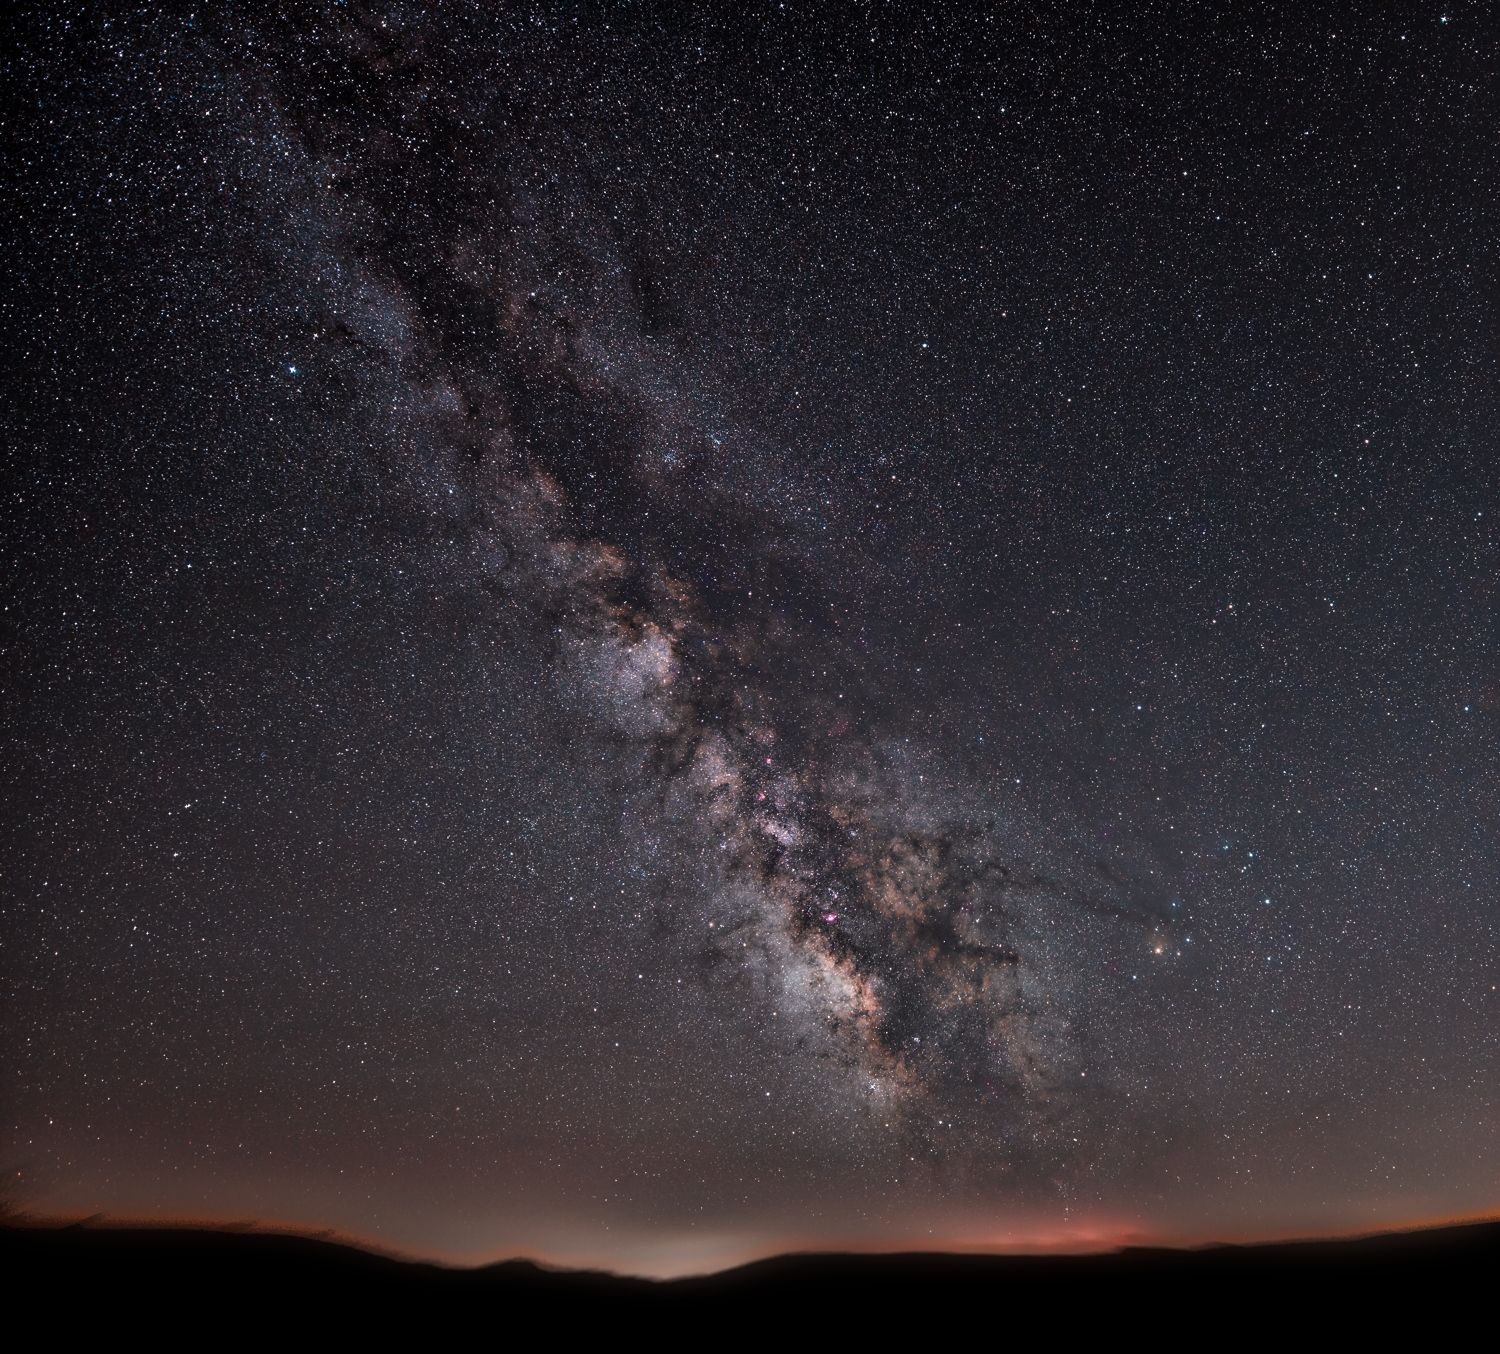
[3,3,1499,1271]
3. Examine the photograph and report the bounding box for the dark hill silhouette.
[3,1219,1494,1337]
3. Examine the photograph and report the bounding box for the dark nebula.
[4,4,1499,1273]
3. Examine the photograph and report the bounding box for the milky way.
[5,5,1499,1272]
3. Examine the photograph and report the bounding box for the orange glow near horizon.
[10,1205,1500,1280]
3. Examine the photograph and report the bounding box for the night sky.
[5,3,1499,1274]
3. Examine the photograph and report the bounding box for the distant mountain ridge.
[4,1219,1495,1334]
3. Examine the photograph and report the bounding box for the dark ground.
[3,1220,1494,1337]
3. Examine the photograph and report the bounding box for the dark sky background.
[4,2,1499,1273]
